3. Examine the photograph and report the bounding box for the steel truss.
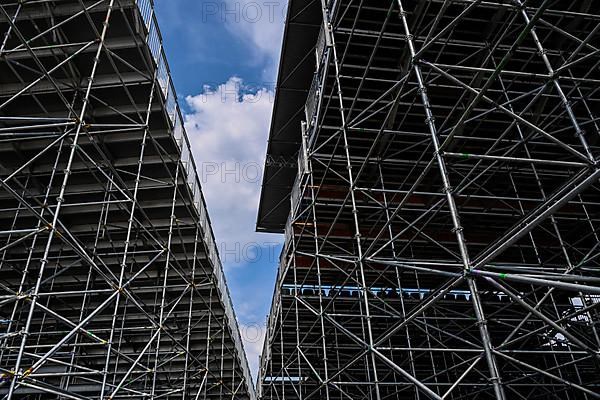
[258,0,600,399]
[0,1,254,399]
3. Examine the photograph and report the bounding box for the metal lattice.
[0,1,254,398]
[258,0,600,399]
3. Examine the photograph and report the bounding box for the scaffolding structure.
[258,0,600,399]
[0,1,254,398]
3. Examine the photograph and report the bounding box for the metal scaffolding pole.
[0,1,255,399]
[258,0,600,398]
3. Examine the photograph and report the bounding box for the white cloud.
[222,0,287,79]
[185,77,282,379]
[239,322,267,382]
[184,77,282,268]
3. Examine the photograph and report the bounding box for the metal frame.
[259,0,600,399]
[0,1,255,398]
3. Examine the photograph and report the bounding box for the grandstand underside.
[0,1,254,399]
[258,0,600,399]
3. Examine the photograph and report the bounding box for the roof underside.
[256,0,321,233]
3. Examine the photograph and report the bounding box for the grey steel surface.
[0,1,255,398]
[258,0,600,399]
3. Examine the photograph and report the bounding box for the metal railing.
[304,20,332,134]
[304,72,320,130]
[315,24,327,67]
[134,1,256,396]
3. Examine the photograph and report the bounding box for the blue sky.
[154,0,287,379]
